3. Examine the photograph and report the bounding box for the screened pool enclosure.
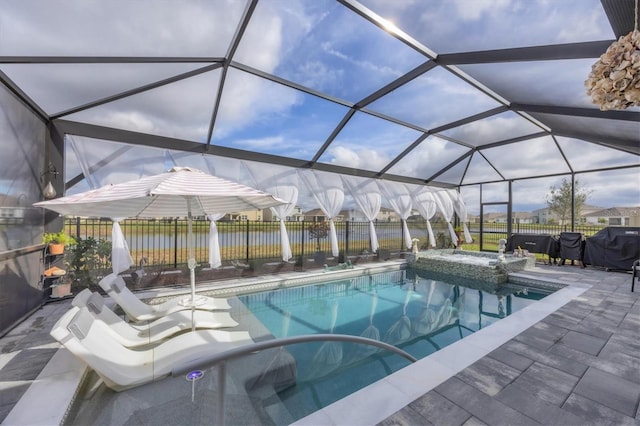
[1,0,639,334]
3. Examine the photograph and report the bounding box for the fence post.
[301,220,305,261]
[245,220,250,263]
[345,220,350,257]
[173,218,178,269]
[75,217,81,240]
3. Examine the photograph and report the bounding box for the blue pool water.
[238,268,547,420]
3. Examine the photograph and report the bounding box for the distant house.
[341,207,400,222]
[582,206,640,226]
[376,207,401,222]
[303,208,346,222]
[0,194,29,224]
[531,207,552,224]
[0,206,27,224]
[262,205,305,222]
[531,204,602,224]
[466,213,480,224]
[485,212,534,224]
[223,209,264,221]
[483,213,504,223]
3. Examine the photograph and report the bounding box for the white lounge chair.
[98,273,230,322]
[72,289,239,347]
[51,306,252,391]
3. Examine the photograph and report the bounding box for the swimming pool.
[235,268,548,423]
[62,265,554,425]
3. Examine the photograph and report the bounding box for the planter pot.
[376,249,390,261]
[48,243,65,255]
[51,283,71,298]
[313,251,327,266]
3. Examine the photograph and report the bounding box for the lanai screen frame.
[2,0,638,222]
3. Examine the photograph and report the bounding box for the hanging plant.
[585,1,640,110]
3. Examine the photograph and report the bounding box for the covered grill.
[584,227,640,271]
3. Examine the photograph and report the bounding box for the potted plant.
[454,226,464,247]
[43,230,76,255]
[42,229,76,254]
[66,236,112,292]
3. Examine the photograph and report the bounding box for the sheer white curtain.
[202,155,247,182]
[243,162,299,261]
[69,137,131,274]
[448,189,473,243]
[68,136,170,273]
[172,155,235,267]
[207,213,226,268]
[342,176,381,253]
[432,190,458,245]
[378,180,413,249]
[111,218,134,274]
[410,186,438,247]
[299,169,344,257]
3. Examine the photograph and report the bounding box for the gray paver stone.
[560,330,608,355]
[573,367,640,417]
[409,389,471,426]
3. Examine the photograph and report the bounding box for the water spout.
[498,239,506,261]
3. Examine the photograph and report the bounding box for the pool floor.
[236,269,549,422]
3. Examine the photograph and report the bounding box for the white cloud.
[320,42,402,79]
[389,136,468,179]
[446,113,542,145]
[328,146,390,171]
[233,135,286,151]
[1,0,245,56]
[214,70,302,139]
[66,70,219,142]
[294,61,345,93]
[233,3,284,72]
[394,0,612,53]
[453,0,511,21]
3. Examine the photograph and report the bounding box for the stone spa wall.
[408,249,532,285]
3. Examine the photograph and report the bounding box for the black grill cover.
[548,236,560,259]
[559,232,584,261]
[584,227,640,271]
[506,234,554,255]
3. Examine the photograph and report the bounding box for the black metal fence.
[65,218,447,271]
[473,223,604,248]
[63,217,606,274]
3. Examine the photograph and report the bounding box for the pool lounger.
[72,289,239,348]
[51,305,252,391]
[98,273,230,322]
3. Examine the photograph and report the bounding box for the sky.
[1,0,638,215]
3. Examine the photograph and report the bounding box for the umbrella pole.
[181,197,203,310]
[188,203,196,303]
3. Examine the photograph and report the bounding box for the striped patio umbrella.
[34,167,286,306]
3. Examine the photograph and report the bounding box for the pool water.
[238,269,547,420]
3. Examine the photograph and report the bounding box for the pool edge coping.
[4,261,406,425]
[6,261,587,426]
[291,276,591,425]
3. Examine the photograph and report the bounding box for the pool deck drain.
[2,261,639,425]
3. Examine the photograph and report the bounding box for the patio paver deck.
[1,262,639,425]
[379,264,640,426]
